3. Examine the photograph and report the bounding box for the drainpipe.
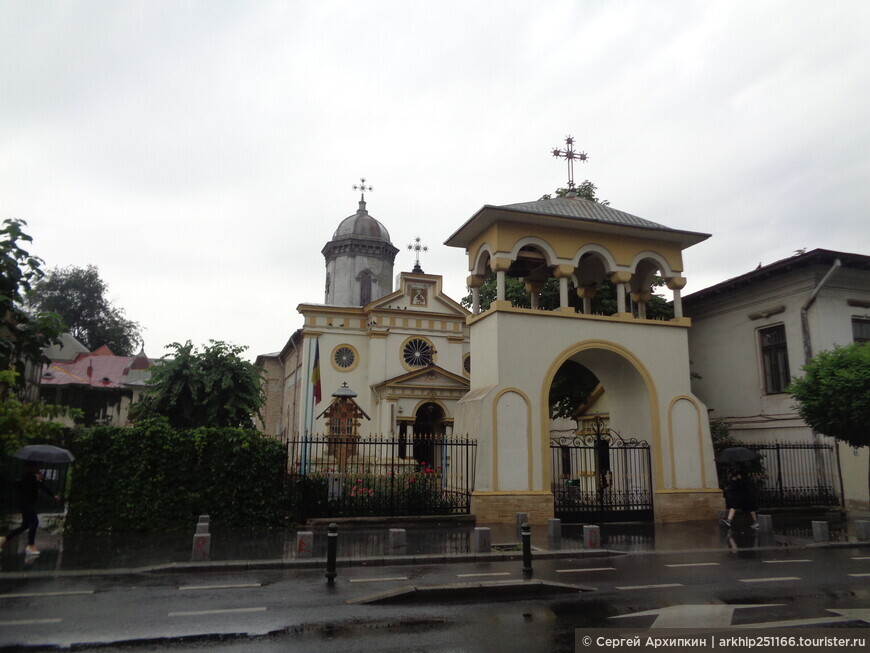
[799,258,843,506]
[800,258,841,364]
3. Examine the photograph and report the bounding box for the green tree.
[1,219,64,389]
[132,340,265,429]
[26,264,141,356]
[789,343,870,497]
[549,360,599,422]
[0,370,79,459]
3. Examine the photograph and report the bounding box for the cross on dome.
[353,177,373,201]
[551,136,588,192]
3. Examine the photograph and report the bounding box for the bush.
[65,419,289,533]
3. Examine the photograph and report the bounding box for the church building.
[256,182,471,448]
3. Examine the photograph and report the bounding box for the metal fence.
[727,441,842,508]
[286,434,477,519]
[550,418,653,522]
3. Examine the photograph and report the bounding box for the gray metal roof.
[499,196,670,230]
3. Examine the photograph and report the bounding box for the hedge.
[65,419,290,533]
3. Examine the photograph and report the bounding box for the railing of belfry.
[286,435,477,519]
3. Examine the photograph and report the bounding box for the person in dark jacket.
[720,469,759,530]
[0,462,62,556]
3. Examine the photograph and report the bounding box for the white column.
[530,292,539,310]
[617,284,626,314]
[496,270,506,302]
[472,287,480,315]
[672,288,683,318]
[583,297,592,314]
[559,277,569,308]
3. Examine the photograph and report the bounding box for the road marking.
[457,572,511,578]
[612,604,779,628]
[665,562,719,568]
[739,608,870,628]
[848,573,870,577]
[0,618,63,626]
[852,556,870,560]
[169,607,267,617]
[556,567,616,573]
[762,559,812,564]
[0,590,95,599]
[739,576,801,583]
[347,576,409,583]
[179,583,262,591]
[616,583,683,590]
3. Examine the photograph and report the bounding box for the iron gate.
[551,417,653,522]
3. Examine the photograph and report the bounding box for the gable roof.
[683,249,870,304]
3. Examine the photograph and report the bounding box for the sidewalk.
[2,511,866,576]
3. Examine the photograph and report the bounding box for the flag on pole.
[311,340,322,405]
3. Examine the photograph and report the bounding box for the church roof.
[501,196,670,230]
[332,200,392,242]
[445,195,709,249]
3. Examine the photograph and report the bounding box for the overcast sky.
[3,1,869,360]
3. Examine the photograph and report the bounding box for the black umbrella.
[12,444,75,464]
[715,446,759,463]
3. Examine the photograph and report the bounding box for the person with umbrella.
[1,446,69,556]
[715,447,760,530]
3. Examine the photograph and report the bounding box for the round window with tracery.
[331,345,358,372]
[402,338,434,367]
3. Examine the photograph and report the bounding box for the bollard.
[325,522,338,584]
[198,514,210,525]
[547,518,562,539]
[812,520,830,542]
[515,512,529,541]
[756,514,773,533]
[191,517,211,561]
[855,520,870,542]
[521,523,533,576]
[583,524,600,549]
[473,526,492,553]
[388,528,407,554]
[296,531,314,558]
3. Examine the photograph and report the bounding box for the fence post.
[473,526,491,553]
[325,523,338,584]
[521,523,532,576]
[812,520,830,542]
[296,530,314,558]
[191,515,211,562]
[583,524,600,549]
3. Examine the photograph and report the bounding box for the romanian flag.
[311,340,322,405]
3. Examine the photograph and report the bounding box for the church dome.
[332,200,392,241]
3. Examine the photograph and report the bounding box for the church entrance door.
[413,402,445,466]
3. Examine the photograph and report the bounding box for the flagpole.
[301,337,313,474]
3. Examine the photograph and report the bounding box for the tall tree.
[132,340,265,429]
[26,264,141,356]
[0,219,64,386]
[789,343,870,499]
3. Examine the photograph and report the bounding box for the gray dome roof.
[332,200,391,241]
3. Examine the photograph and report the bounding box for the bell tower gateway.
[445,194,722,524]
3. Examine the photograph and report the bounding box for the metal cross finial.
[551,135,588,191]
[353,177,373,201]
[407,236,428,272]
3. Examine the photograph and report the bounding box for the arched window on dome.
[358,269,372,305]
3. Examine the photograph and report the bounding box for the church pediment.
[367,272,469,317]
[374,365,470,393]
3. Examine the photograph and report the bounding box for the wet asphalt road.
[1,546,868,651]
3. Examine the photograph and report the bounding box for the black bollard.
[325,522,338,585]
[521,522,532,576]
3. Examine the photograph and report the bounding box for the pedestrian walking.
[720,469,758,530]
[0,462,62,556]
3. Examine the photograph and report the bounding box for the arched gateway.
[445,192,722,523]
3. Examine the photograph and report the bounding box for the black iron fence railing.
[286,435,477,520]
[719,441,842,508]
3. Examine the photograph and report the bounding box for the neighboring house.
[683,249,870,511]
[40,337,155,426]
[256,193,470,448]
